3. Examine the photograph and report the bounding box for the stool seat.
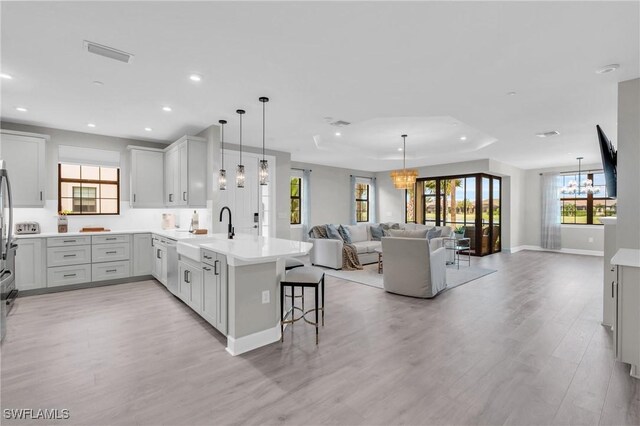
[284,266,324,283]
[285,257,305,270]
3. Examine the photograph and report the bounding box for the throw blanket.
[309,225,363,271]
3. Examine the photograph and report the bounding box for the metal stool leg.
[280,283,285,342]
[321,275,325,327]
[315,284,319,345]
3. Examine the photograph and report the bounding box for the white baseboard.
[509,245,603,257]
[226,324,280,356]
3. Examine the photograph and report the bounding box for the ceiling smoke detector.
[84,40,134,64]
[536,130,560,138]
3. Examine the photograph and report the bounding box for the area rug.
[322,264,496,291]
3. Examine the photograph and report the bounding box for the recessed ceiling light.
[398,148,403,151]
[144,127,152,132]
[536,130,560,138]
[460,136,467,141]
[92,80,104,86]
[595,64,620,74]
[15,107,27,112]
[162,106,172,112]
[507,91,517,96]
[87,123,96,128]
[335,132,341,136]
[1,73,13,80]
[189,74,202,82]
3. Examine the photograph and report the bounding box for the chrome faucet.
[220,207,234,239]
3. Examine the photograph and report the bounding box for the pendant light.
[258,96,269,185]
[560,156,600,195]
[236,109,246,188]
[390,134,418,190]
[218,119,227,190]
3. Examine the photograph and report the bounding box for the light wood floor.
[1,251,639,425]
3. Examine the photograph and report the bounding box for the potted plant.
[454,225,465,240]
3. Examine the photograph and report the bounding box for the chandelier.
[560,156,600,195]
[390,134,418,190]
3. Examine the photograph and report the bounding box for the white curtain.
[541,172,562,249]
[370,177,377,223]
[302,169,311,241]
[350,175,357,225]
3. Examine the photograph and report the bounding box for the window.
[561,171,615,224]
[290,177,302,225]
[355,183,369,222]
[58,164,120,215]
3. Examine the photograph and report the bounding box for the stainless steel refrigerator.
[0,160,17,342]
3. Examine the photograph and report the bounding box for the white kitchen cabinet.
[92,261,131,282]
[178,257,203,311]
[612,249,640,379]
[129,148,165,208]
[201,250,227,334]
[152,240,168,287]
[0,130,47,207]
[164,136,207,208]
[15,238,46,290]
[133,234,153,276]
[601,217,617,328]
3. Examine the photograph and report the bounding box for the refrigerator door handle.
[5,174,13,261]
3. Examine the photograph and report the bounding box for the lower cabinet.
[178,257,203,311]
[15,238,46,291]
[614,263,640,377]
[47,264,92,287]
[92,261,131,282]
[133,234,153,276]
[152,241,168,286]
[202,251,227,334]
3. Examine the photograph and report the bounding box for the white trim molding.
[225,324,280,356]
[509,245,603,257]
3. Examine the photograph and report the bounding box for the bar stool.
[285,257,305,271]
[280,266,325,344]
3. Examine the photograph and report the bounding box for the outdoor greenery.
[290,177,301,225]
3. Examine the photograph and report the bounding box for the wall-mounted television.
[597,125,617,199]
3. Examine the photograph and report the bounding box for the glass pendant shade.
[236,164,245,188]
[259,160,269,185]
[218,169,227,191]
[560,157,601,195]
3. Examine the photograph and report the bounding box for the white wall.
[0,122,210,233]
[616,78,640,250]
[289,161,375,240]
[521,164,605,254]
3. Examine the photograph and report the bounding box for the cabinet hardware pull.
[106,237,117,241]
[133,194,136,203]
[40,191,43,201]
[157,249,161,259]
[203,255,212,260]
[183,192,187,201]
[612,281,615,298]
[169,193,173,202]
[203,267,211,271]
[106,251,117,254]
[106,269,117,273]
[63,240,76,243]
[187,270,191,283]
[63,273,76,278]
[63,254,77,258]
[214,259,220,276]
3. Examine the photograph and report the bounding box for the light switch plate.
[262,290,270,304]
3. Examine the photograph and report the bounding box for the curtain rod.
[291,167,311,172]
[350,174,375,179]
[539,168,603,176]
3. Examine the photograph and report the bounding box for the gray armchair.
[381,237,447,298]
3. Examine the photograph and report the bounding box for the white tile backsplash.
[14,200,210,234]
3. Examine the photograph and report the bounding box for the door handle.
[183,192,187,201]
[40,191,43,201]
[169,194,173,202]
[612,281,615,298]
[133,194,136,203]
[157,249,161,259]
[184,270,191,284]
[214,259,220,276]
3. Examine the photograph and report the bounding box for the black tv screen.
[597,125,617,199]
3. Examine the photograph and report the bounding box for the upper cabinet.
[129,147,165,208]
[164,136,207,208]
[0,130,47,207]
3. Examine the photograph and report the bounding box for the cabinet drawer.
[47,245,92,267]
[47,236,92,247]
[201,249,216,266]
[47,264,92,287]
[92,243,130,263]
[92,261,131,282]
[92,234,130,245]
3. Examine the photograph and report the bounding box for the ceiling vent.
[330,120,351,127]
[536,130,560,138]
[83,40,134,64]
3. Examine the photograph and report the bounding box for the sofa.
[381,237,447,298]
[309,222,452,269]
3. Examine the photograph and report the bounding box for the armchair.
[381,237,447,298]
[309,238,343,269]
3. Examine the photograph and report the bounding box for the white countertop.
[599,217,617,225]
[177,233,313,265]
[14,228,213,242]
[611,249,640,268]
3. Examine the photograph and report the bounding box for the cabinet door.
[0,133,45,207]
[201,266,217,326]
[131,150,164,208]
[190,267,203,312]
[152,244,161,281]
[15,239,46,290]
[178,261,192,302]
[216,254,228,333]
[164,148,177,206]
[133,234,153,276]
[186,139,207,207]
[177,142,189,206]
[160,247,168,285]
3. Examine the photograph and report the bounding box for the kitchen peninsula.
[177,234,313,355]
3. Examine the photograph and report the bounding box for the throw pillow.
[338,225,353,244]
[427,227,442,241]
[326,224,343,241]
[370,224,385,241]
[389,229,428,239]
